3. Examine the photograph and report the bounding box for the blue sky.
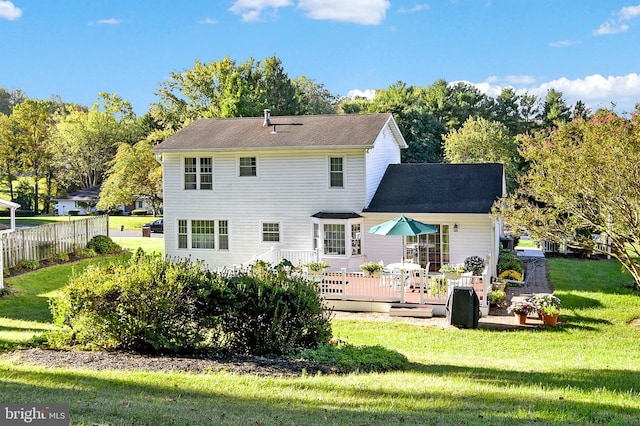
[2,0,640,115]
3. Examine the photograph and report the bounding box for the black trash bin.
[446,287,480,328]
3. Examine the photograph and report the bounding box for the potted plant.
[305,261,329,275]
[360,261,384,277]
[507,299,536,324]
[488,289,507,308]
[540,305,560,327]
[463,256,485,276]
[440,263,464,280]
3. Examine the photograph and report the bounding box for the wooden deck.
[314,270,488,316]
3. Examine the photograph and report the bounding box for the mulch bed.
[10,349,338,377]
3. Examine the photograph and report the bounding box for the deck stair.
[388,306,433,318]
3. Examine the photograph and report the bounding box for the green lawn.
[0,257,639,425]
[0,215,160,231]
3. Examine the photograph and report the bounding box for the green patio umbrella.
[369,215,437,268]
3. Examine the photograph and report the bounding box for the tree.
[292,75,337,115]
[0,114,21,200]
[443,117,521,192]
[11,99,55,212]
[53,93,143,191]
[98,138,163,216]
[539,88,571,128]
[497,108,640,288]
[0,87,25,116]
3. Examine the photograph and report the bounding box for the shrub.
[499,269,523,281]
[48,255,332,356]
[87,235,121,255]
[54,252,70,262]
[210,259,333,356]
[67,209,80,216]
[497,252,524,274]
[49,254,213,353]
[131,209,149,216]
[488,289,506,307]
[295,341,408,373]
[16,259,40,270]
[77,248,97,258]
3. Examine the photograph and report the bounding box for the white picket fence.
[1,215,109,269]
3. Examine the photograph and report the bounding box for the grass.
[0,215,160,231]
[0,257,639,425]
[112,236,164,254]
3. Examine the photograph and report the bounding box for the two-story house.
[152,112,505,278]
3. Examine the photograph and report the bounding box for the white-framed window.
[351,223,361,255]
[176,219,229,250]
[262,222,280,242]
[239,157,257,177]
[315,218,362,257]
[192,220,216,249]
[218,220,229,250]
[178,220,188,249]
[323,223,346,255]
[184,157,213,190]
[329,156,344,188]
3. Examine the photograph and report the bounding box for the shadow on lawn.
[1,359,638,425]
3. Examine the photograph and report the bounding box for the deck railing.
[313,267,490,309]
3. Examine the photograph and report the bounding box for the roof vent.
[263,109,272,127]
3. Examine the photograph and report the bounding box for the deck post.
[341,268,347,301]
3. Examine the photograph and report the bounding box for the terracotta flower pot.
[515,313,527,325]
[542,313,559,327]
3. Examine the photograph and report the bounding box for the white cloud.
[347,89,376,99]
[199,17,218,25]
[229,0,293,22]
[0,0,22,21]
[618,5,640,21]
[97,18,121,25]
[398,4,429,14]
[549,39,581,48]
[469,73,640,112]
[297,0,390,25]
[594,4,640,35]
[228,0,390,25]
[594,21,628,35]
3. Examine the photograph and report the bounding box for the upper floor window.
[184,157,213,190]
[239,157,257,177]
[329,157,344,188]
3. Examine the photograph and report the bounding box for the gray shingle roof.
[153,113,405,151]
[53,185,101,201]
[365,163,505,214]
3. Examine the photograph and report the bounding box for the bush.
[87,235,121,255]
[499,269,523,281]
[295,341,408,373]
[488,289,506,307]
[131,209,149,216]
[497,252,524,274]
[48,255,332,356]
[54,252,70,262]
[68,209,80,216]
[16,259,40,270]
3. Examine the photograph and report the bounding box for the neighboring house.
[0,198,20,289]
[53,186,102,215]
[152,112,505,278]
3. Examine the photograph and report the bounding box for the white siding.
[161,149,370,267]
[364,123,402,207]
